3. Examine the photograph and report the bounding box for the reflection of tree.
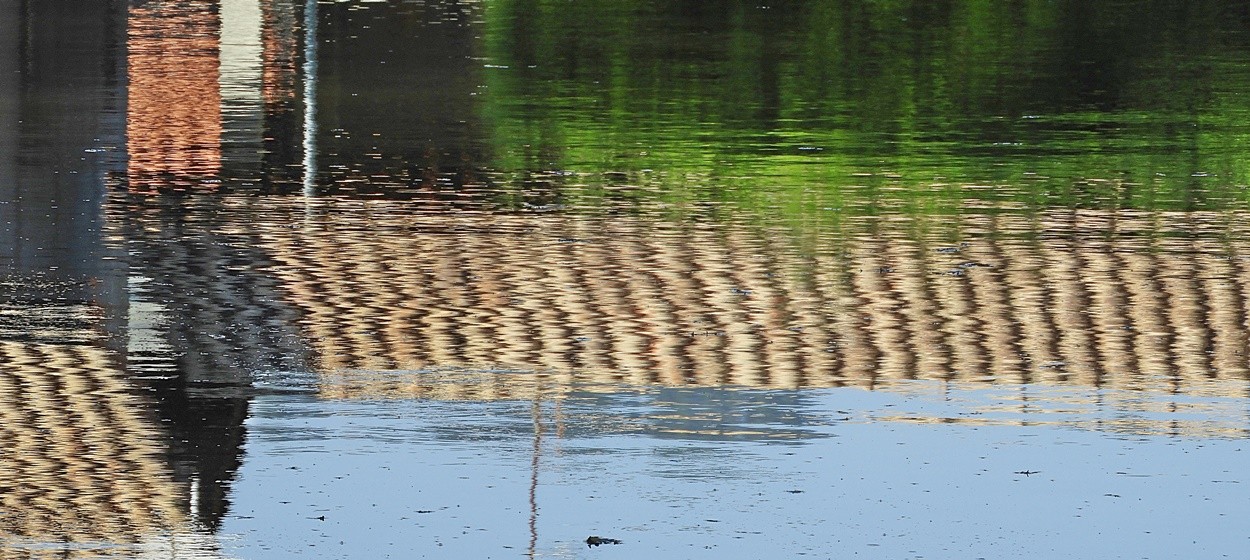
[479,0,1250,210]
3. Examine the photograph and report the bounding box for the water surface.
[2,1,1250,558]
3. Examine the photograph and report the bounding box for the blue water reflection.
[225,378,1250,559]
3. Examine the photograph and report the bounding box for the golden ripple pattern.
[0,340,188,550]
[238,200,1250,402]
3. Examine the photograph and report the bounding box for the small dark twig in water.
[586,536,623,547]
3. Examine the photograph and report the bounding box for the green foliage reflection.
[477,0,1250,215]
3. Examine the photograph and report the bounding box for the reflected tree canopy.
[475,0,1250,214]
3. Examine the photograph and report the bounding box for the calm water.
[3,1,1250,558]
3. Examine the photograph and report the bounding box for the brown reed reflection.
[237,199,1250,402]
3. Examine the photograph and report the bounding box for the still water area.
[3,1,1250,558]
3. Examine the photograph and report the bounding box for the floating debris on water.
[586,536,623,547]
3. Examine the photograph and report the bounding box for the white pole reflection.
[302,0,318,197]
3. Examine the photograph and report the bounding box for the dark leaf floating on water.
[586,536,623,547]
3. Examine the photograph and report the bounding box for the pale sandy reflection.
[864,379,1250,439]
[238,200,1250,407]
[0,337,199,555]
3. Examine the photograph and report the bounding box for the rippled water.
[3,1,1250,558]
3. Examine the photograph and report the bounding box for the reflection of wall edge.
[220,0,267,185]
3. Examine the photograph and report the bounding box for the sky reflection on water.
[3,1,1250,558]
[225,378,1250,559]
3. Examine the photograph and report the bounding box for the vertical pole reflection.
[528,396,543,559]
[301,0,317,197]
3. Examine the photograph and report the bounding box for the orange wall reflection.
[126,1,222,192]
